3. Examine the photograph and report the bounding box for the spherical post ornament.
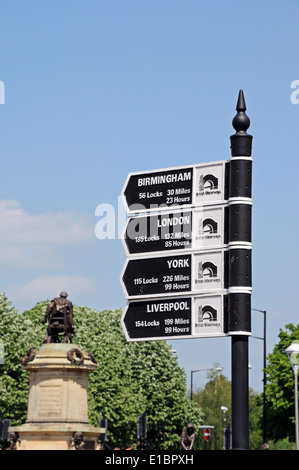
[230,90,253,157]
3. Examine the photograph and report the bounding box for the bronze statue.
[43,291,75,343]
[71,432,85,450]
[179,423,195,450]
[6,432,20,451]
[21,348,36,366]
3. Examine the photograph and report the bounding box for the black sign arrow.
[123,167,193,211]
[124,210,193,255]
[122,254,192,298]
[121,297,193,341]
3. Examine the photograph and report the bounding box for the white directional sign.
[121,159,232,342]
[121,294,226,341]
[122,161,228,213]
[122,205,227,256]
[121,250,227,299]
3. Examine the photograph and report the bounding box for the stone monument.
[9,292,104,450]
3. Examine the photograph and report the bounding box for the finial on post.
[230,90,253,157]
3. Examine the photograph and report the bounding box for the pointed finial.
[232,90,250,133]
[230,90,252,157]
[236,89,246,112]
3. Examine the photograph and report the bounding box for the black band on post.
[230,134,253,157]
[228,204,252,244]
[228,292,251,333]
[229,159,252,199]
[228,248,252,289]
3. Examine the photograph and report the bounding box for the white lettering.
[95,204,115,239]
[142,277,158,284]
[146,301,190,313]
[105,455,140,467]
[137,171,192,187]
[157,215,190,228]
[167,258,189,269]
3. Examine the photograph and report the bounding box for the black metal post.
[191,371,193,401]
[263,310,267,442]
[99,417,111,449]
[228,90,253,450]
[231,336,249,448]
[252,308,267,443]
[224,413,232,450]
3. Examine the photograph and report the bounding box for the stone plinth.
[9,343,104,450]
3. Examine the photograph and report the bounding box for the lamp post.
[190,367,222,400]
[221,406,231,450]
[285,341,299,450]
[251,308,267,443]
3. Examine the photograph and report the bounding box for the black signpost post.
[120,90,252,450]
[228,90,252,450]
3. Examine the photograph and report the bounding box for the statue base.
[9,343,104,450]
[9,423,101,450]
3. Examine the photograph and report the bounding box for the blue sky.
[0,0,299,393]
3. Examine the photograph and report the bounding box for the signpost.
[228,90,253,451]
[122,161,228,213]
[120,90,253,450]
[121,251,227,299]
[123,209,194,256]
[121,294,226,342]
[122,205,228,256]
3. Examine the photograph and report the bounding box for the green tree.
[248,390,263,450]
[0,294,45,425]
[264,323,299,443]
[192,367,263,450]
[192,367,231,450]
[0,294,204,449]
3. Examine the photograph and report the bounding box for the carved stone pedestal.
[9,343,103,450]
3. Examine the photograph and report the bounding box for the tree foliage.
[0,293,204,449]
[192,367,263,450]
[264,323,299,442]
[0,294,45,425]
[192,367,231,450]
